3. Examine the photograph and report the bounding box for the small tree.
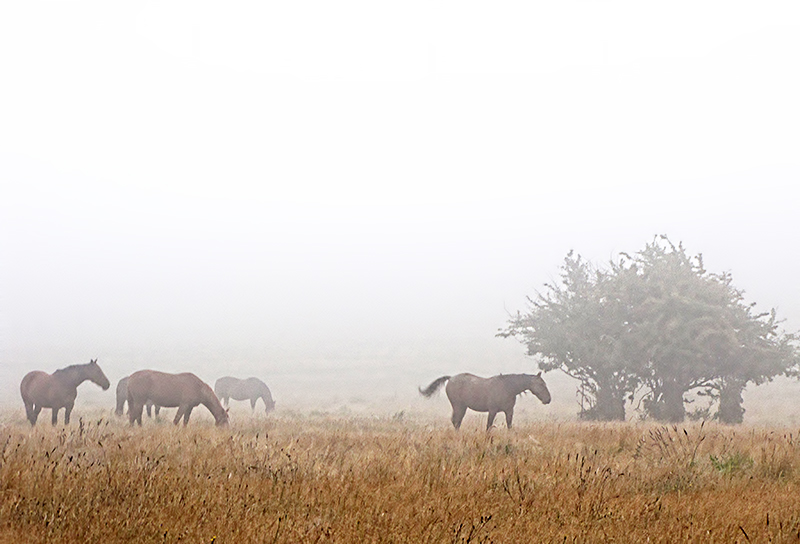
[705,306,798,423]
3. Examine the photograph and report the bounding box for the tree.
[701,306,798,423]
[624,237,798,423]
[498,252,640,421]
[501,236,799,423]
[625,239,736,422]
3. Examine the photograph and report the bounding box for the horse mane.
[52,363,95,383]
[497,373,530,382]
[50,360,106,390]
[52,363,87,376]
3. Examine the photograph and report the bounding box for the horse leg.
[451,404,467,430]
[182,406,194,426]
[23,401,36,425]
[31,405,42,425]
[64,403,74,425]
[504,409,513,429]
[146,402,152,418]
[486,411,498,431]
[129,402,144,426]
[52,407,60,426]
[250,397,257,411]
[173,406,185,426]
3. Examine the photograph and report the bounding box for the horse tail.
[419,376,451,398]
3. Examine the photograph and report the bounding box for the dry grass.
[3,410,800,543]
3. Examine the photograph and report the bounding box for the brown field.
[2,407,800,543]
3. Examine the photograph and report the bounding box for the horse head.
[529,372,551,404]
[88,359,111,390]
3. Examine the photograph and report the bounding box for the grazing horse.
[20,359,110,426]
[419,372,551,430]
[127,370,228,427]
[214,376,275,414]
[115,376,160,418]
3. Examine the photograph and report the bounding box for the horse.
[20,359,110,426]
[127,370,228,427]
[419,372,551,430]
[214,376,275,415]
[115,376,160,418]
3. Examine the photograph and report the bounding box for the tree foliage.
[500,236,799,423]
[499,251,640,421]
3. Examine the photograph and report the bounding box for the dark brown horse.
[214,376,275,414]
[127,370,228,427]
[419,372,551,430]
[20,359,110,426]
[115,376,160,418]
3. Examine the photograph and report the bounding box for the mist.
[2,3,800,423]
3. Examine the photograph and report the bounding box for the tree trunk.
[581,384,626,421]
[717,379,745,424]
[597,386,626,421]
[649,381,686,422]
[662,384,686,422]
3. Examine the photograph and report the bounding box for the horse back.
[445,373,515,412]
[245,377,270,396]
[445,373,487,410]
[214,376,237,397]
[128,370,205,408]
[216,376,269,401]
[20,370,74,407]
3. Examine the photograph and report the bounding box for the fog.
[2,3,800,422]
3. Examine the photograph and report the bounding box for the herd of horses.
[20,360,274,428]
[19,359,552,430]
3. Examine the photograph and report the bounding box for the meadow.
[3,405,800,543]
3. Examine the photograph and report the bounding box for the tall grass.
[3,411,800,542]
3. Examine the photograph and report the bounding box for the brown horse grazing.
[419,372,551,430]
[127,370,228,427]
[115,376,160,418]
[214,376,275,415]
[20,359,111,426]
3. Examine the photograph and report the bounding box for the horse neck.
[55,365,91,389]
[200,387,226,419]
[503,374,531,396]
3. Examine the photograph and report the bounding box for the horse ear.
[536,371,541,377]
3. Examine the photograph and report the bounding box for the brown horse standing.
[419,372,551,430]
[115,376,160,418]
[20,359,110,426]
[127,370,228,427]
[214,376,275,414]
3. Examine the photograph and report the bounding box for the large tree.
[501,236,799,423]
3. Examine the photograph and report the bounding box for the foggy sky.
[2,2,799,413]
